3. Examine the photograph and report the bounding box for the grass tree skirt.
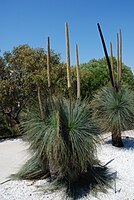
[12,97,113,199]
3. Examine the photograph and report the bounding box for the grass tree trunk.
[112,130,124,147]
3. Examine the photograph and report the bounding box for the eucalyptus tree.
[1,45,60,127]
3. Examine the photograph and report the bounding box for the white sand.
[0,131,134,200]
[0,139,29,183]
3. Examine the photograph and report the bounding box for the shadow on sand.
[105,136,134,150]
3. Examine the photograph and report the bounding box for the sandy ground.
[0,139,29,183]
[0,131,134,200]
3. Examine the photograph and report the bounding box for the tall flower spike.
[97,23,114,88]
[116,33,119,85]
[119,30,122,88]
[47,36,51,88]
[65,22,71,89]
[76,43,81,100]
[110,42,116,89]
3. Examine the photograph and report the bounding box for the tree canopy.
[0,45,134,129]
[0,45,60,127]
[79,57,134,98]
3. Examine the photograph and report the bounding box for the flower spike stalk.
[97,23,115,89]
[47,36,51,89]
[76,43,81,100]
[116,33,119,82]
[119,29,122,89]
[37,86,45,119]
[65,22,71,91]
[110,42,116,88]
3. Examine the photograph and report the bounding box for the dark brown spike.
[97,23,114,88]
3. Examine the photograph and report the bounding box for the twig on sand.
[0,179,12,185]
[104,158,115,167]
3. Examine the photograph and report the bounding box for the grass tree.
[13,97,112,198]
[12,23,112,199]
[94,23,134,147]
[91,86,134,147]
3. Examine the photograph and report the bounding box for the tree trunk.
[112,130,124,147]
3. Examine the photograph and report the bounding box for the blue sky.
[0,0,134,72]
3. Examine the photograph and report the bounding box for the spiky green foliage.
[14,97,112,199]
[91,86,134,133]
[12,154,50,180]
